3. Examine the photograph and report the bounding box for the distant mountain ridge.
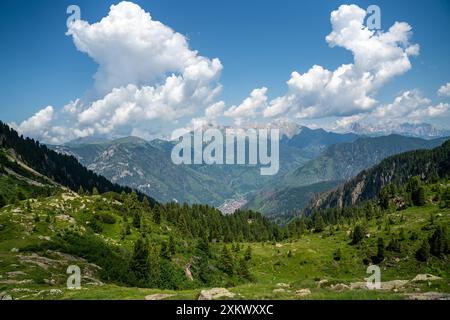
[284,134,448,187]
[344,122,450,139]
[50,126,360,207]
[245,134,448,219]
[306,138,450,212]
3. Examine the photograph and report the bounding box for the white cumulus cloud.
[438,82,450,97]
[225,87,268,125]
[261,4,419,120]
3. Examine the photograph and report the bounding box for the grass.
[0,191,449,300]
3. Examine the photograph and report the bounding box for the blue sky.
[1,0,449,142]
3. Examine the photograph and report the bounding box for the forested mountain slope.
[0,122,153,203]
[307,139,450,212]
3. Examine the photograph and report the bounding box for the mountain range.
[49,124,449,219]
[243,135,448,219]
[0,120,449,300]
[49,126,358,208]
[343,122,450,139]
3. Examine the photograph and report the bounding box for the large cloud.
[438,82,450,97]
[16,3,447,144]
[15,1,223,142]
[12,106,54,139]
[67,1,221,95]
[334,90,450,130]
[228,4,420,123]
[224,87,268,125]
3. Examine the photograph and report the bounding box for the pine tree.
[0,194,6,208]
[92,186,99,196]
[237,258,251,280]
[132,211,141,229]
[429,226,449,257]
[153,205,161,224]
[386,238,401,253]
[128,237,150,286]
[142,196,150,210]
[415,240,430,262]
[374,237,385,263]
[352,225,364,245]
[160,241,171,260]
[416,186,426,206]
[168,235,176,256]
[120,222,131,240]
[219,245,234,276]
[379,187,390,210]
[192,234,211,284]
[314,215,325,233]
[78,186,85,196]
[244,245,252,261]
[25,200,32,213]
[333,248,342,261]
[17,191,25,201]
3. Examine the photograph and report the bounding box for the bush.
[333,248,342,261]
[98,213,116,224]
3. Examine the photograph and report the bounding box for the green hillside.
[1,182,448,300]
[0,124,449,300]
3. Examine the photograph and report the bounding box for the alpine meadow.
[0,0,449,308]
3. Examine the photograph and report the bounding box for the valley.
[50,128,448,221]
[0,121,449,300]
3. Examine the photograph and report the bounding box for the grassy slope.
[0,190,448,300]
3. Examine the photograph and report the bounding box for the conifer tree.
[429,226,449,257]
[78,186,85,196]
[415,240,430,262]
[160,241,171,260]
[168,235,176,256]
[132,211,141,229]
[219,245,234,276]
[352,225,364,244]
[237,258,251,280]
[244,245,252,261]
[0,194,6,208]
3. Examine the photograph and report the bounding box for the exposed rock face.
[273,288,289,293]
[316,279,329,288]
[351,181,365,205]
[198,288,235,300]
[0,292,13,300]
[330,283,350,292]
[184,260,193,281]
[295,289,312,297]
[380,280,409,291]
[350,282,368,290]
[411,274,442,282]
[275,283,291,288]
